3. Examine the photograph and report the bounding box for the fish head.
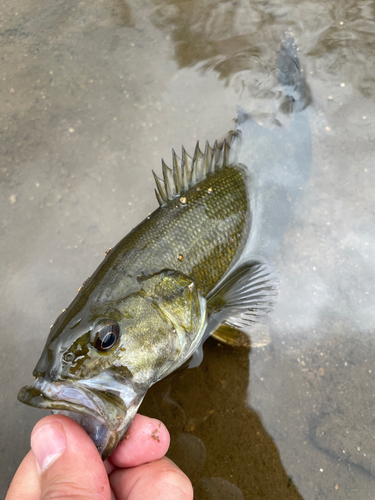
[18,270,206,458]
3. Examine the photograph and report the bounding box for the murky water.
[1,0,375,498]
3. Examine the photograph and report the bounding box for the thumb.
[31,415,110,500]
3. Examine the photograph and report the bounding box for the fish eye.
[92,320,120,352]
[63,352,75,363]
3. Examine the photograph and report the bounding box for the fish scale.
[18,32,303,459]
[102,164,250,300]
[18,137,279,461]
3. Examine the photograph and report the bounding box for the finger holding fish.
[6,413,188,500]
[110,457,193,500]
[106,413,170,471]
[13,34,315,461]
[18,129,279,459]
[17,135,278,460]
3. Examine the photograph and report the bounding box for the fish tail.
[276,30,312,113]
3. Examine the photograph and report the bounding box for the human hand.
[6,414,193,500]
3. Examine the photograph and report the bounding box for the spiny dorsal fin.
[153,137,233,207]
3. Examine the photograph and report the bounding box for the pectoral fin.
[205,262,279,344]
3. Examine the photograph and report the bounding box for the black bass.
[18,136,278,458]
[17,30,312,459]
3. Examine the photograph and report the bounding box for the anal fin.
[211,324,251,348]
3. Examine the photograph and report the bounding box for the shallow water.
[1,0,375,498]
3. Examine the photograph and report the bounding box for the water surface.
[1,0,375,498]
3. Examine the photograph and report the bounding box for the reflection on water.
[152,0,375,100]
[1,0,375,498]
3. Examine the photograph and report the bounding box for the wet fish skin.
[17,30,308,459]
[18,152,261,459]
[33,162,250,384]
[95,163,251,301]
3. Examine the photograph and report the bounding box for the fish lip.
[17,385,107,426]
[18,378,131,459]
[17,378,127,431]
[17,373,145,459]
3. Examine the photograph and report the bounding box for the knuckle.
[157,467,194,499]
[41,481,100,500]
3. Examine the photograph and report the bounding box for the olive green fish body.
[97,164,250,302]
[18,140,278,459]
[17,33,312,460]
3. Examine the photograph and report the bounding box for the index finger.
[107,414,170,469]
[5,450,40,500]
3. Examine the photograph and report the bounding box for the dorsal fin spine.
[201,141,211,175]
[172,149,182,194]
[224,138,231,165]
[181,148,189,190]
[216,139,226,170]
[210,140,219,173]
[162,159,175,199]
[152,170,167,206]
[195,142,206,182]
[191,142,201,185]
[153,138,231,206]
[182,146,193,185]
[154,188,163,206]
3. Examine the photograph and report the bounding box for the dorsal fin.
[153,137,235,207]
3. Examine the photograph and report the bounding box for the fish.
[17,32,310,460]
[17,135,279,458]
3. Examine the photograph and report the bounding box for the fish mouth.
[18,373,145,459]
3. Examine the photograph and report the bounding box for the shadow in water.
[140,337,304,500]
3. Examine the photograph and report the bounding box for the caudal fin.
[276,31,312,113]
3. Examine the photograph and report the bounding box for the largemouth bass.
[18,136,278,458]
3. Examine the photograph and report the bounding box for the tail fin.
[227,33,312,260]
[276,31,312,114]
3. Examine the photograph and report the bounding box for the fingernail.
[31,423,66,472]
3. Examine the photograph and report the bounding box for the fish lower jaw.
[17,382,127,459]
[51,409,118,459]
